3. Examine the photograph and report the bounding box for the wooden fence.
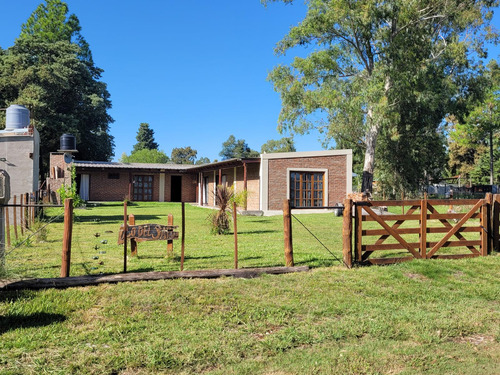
[342,193,499,267]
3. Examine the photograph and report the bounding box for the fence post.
[167,214,174,257]
[480,194,491,256]
[283,199,294,267]
[60,198,73,277]
[13,195,18,241]
[486,193,493,254]
[233,201,238,269]
[5,205,10,248]
[493,194,500,252]
[181,202,185,271]
[24,193,29,230]
[420,196,428,259]
[123,201,128,273]
[129,214,137,256]
[20,194,24,236]
[342,198,353,268]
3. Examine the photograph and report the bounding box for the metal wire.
[291,214,348,267]
[5,210,65,257]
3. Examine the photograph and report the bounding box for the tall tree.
[261,137,296,153]
[171,146,197,164]
[19,0,92,61]
[133,123,158,152]
[220,135,259,160]
[120,149,169,164]
[0,0,114,174]
[265,0,498,192]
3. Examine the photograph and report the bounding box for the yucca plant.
[208,185,234,235]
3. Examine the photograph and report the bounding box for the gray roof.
[73,160,195,170]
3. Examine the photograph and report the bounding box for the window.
[108,173,120,179]
[133,175,153,201]
[290,171,324,207]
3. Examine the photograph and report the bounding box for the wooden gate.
[342,194,497,266]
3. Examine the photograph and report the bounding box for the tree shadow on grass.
[237,230,280,235]
[0,312,66,334]
[74,214,165,224]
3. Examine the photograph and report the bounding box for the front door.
[133,175,153,201]
[203,176,209,205]
[171,175,182,202]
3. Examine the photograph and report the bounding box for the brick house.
[48,150,352,214]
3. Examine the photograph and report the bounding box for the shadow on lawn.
[74,214,165,224]
[237,230,280,235]
[0,312,66,334]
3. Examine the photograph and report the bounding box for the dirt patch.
[405,273,429,281]
[452,334,495,345]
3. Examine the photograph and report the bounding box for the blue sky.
[1,1,499,162]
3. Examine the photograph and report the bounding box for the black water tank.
[60,134,76,151]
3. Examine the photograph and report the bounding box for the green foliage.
[19,0,92,61]
[120,148,170,164]
[0,25,114,175]
[57,165,83,207]
[195,156,211,165]
[132,123,159,152]
[220,135,259,160]
[447,62,500,184]
[171,146,197,164]
[266,0,498,192]
[261,137,296,153]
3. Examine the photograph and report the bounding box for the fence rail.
[342,193,499,267]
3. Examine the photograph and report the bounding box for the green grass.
[0,257,498,374]
[4,202,343,279]
[1,202,498,374]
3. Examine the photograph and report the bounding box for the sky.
[1,1,499,162]
[0,0,318,162]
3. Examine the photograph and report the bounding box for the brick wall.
[86,171,130,201]
[47,153,73,203]
[267,155,347,211]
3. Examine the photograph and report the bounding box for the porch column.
[128,173,133,200]
[159,173,165,202]
[243,162,248,210]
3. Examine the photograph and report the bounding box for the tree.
[171,146,197,164]
[0,0,114,175]
[220,135,259,160]
[261,137,296,153]
[265,0,498,192]
[19,0,92,61]
[447,61,500,184]
[132,123,158,152]
[195,157,211,165]
[120,149,169,164]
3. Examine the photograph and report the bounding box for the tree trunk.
[361,109,380,193]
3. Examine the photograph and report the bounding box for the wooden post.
[420,197,428,258]
[60,198,73,277]
[481,195,489,256]
[5,205,10,248]
[493,194,500,252]
[342,198,352,268]
[24,193,29,230]
[123,201,128,273]
[356,204,363,262]
[167,214,174,257]
[486,193,493,254]
[283,199,294,267]
[243,162,248,211]
[129,214,137,256]
[13,195,18,241]
[20,194,24,236]
[233,201,238,269]
[181,202,185,271]
[31,193,35,226]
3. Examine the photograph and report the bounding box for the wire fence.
[2,201,346,279]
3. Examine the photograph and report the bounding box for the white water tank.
[5,105,30,130]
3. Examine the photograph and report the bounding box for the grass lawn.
[0,202,499,374]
